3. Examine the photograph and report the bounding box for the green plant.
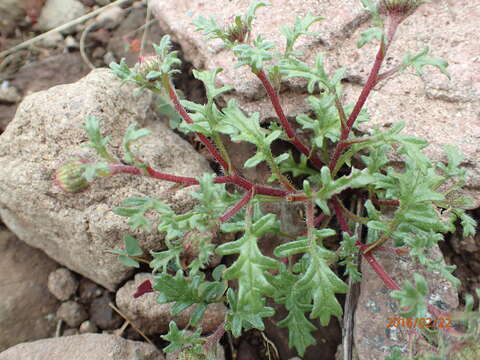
[55,0,478,358]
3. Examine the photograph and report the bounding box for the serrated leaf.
[357,27,384,48]
[390,274,428,318]
[402,47,450,79]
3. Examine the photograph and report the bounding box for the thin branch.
[329,21,400,173]
[256,70,324,169]
[108,302,156,347]
[219,187,254,222]
[163,77,230,171]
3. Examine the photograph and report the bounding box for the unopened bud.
[54,158,89,193]
[137,55,162,78]
[379,0,423,20]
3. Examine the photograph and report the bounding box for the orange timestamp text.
[386,317,452,329]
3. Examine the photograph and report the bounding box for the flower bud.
[379,0,423,20]
[137,55,162,78]
[54,158,89,193]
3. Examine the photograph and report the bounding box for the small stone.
[57,301,88,328]
[92,47,106,59]
[0,85,21,104]
[40,31,64,48]
[89,292,123,330]
[36,0,87,33]
[78,278,103,304]
[48,268,79,301]
[96,6,125,30]
[64,36,79,50]
[103,51,116,65]
[95,0,112,6]
[79,320,98,334]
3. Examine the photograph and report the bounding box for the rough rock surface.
[353,245,458,359]
[152,0,480,202]
[36,0,87,32]
[0,229,58,352]
[1,53,90,131]
[0,334,164,360]
[48,267,78,301]
[0,0,28,35]
[57,301,88,328]
[0,69,211,290]
[116,273,227,335]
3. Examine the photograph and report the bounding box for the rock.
[57,301,88,328]
[95,0,112,6]
[36,0,87,32]
[0,333,164,360]
[0,0,28,35]
[62,328,79,336]
[78,278,103,304]
[79,320,98,334]
[40,31,64,48]
[116,273,227,335]
[64,35,79,50]
[0,229,58,351]
[0,68,211,290]
[151,0,480,201]
[353,245,458,359]
[48,267,79,301]
[0,85,21,104]
[1,53,90,131]
[95,5,125,30]
[89,292,123,330]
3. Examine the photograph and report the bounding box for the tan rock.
[152,0,480,201]
[0,333,164,360]
[0,69,211,290]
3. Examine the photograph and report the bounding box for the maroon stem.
[329,21,400,173]
[256,70,324,169]
[332,196,401,290]
[372,198,400,207]
[166,81,230,171]
[108,164,291,198]
[203,322,226,352]
[219,187,254,222]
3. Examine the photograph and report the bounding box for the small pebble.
[40,31,63,48]
[48,268,78,301]
[79,320,98,334]
[65,36,79,50]
[78,278,103,304]
[103,51,116,65]
[57,301,88,328]
[89,292,123,330]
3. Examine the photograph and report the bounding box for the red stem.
[108,164,290,197]
[256,70,324,169]
[167,82,230,171]
[219,187,254,222]
[329,21,399,173]
[332,196,400,290]
[372,198,400,207]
